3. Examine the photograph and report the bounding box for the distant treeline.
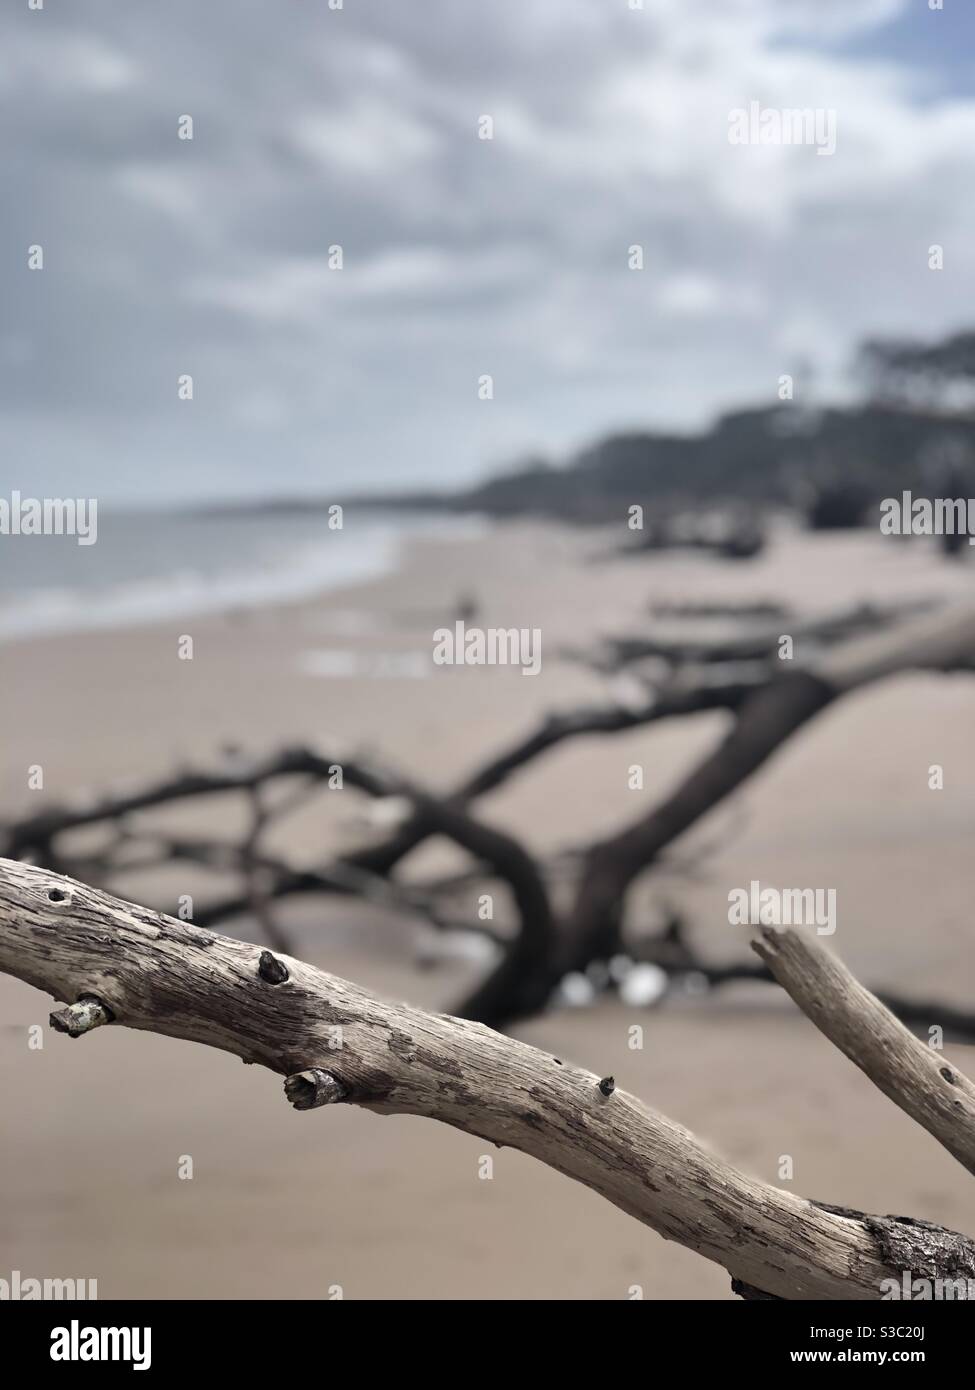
[355,401,975,527]
[329,330,971,527]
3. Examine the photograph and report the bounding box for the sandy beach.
[2,519,974,1299]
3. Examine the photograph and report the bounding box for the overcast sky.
[3,0,975,504]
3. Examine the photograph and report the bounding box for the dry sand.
[1,519,974,1299]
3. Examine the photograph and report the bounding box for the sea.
[0,506,483,643]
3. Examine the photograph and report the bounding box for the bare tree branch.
[583,601,932,674]
[752,924,975,1178]
[2,858,972,1301]
[333,673,758,883]
[469,602,975,1025]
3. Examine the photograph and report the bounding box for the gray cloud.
[2,0,972,503]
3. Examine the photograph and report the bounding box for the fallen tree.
[462,598,975,1023]
[0,858,972,1300]
[3,600,975,1031]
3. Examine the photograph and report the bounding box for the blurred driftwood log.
[2,600,975,1032]
[0,858,973,1301]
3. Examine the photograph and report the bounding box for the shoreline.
[0,510,489,647]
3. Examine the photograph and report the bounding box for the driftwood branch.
[1,858,973,1301]
[0,745,554,971]
[465,600,975,1024]
[752,925,975,1178]
[288,673,759,889]
[579,600,931,675]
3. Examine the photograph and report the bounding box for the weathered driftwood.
[578,600,931,674]
[1,857,974,1300]
[752,925,975,1178]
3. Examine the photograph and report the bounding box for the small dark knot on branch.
[284,1068,347,1110]
[258,950,289,985]
[50,995,114,1038]
[597,1076,615,1097]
